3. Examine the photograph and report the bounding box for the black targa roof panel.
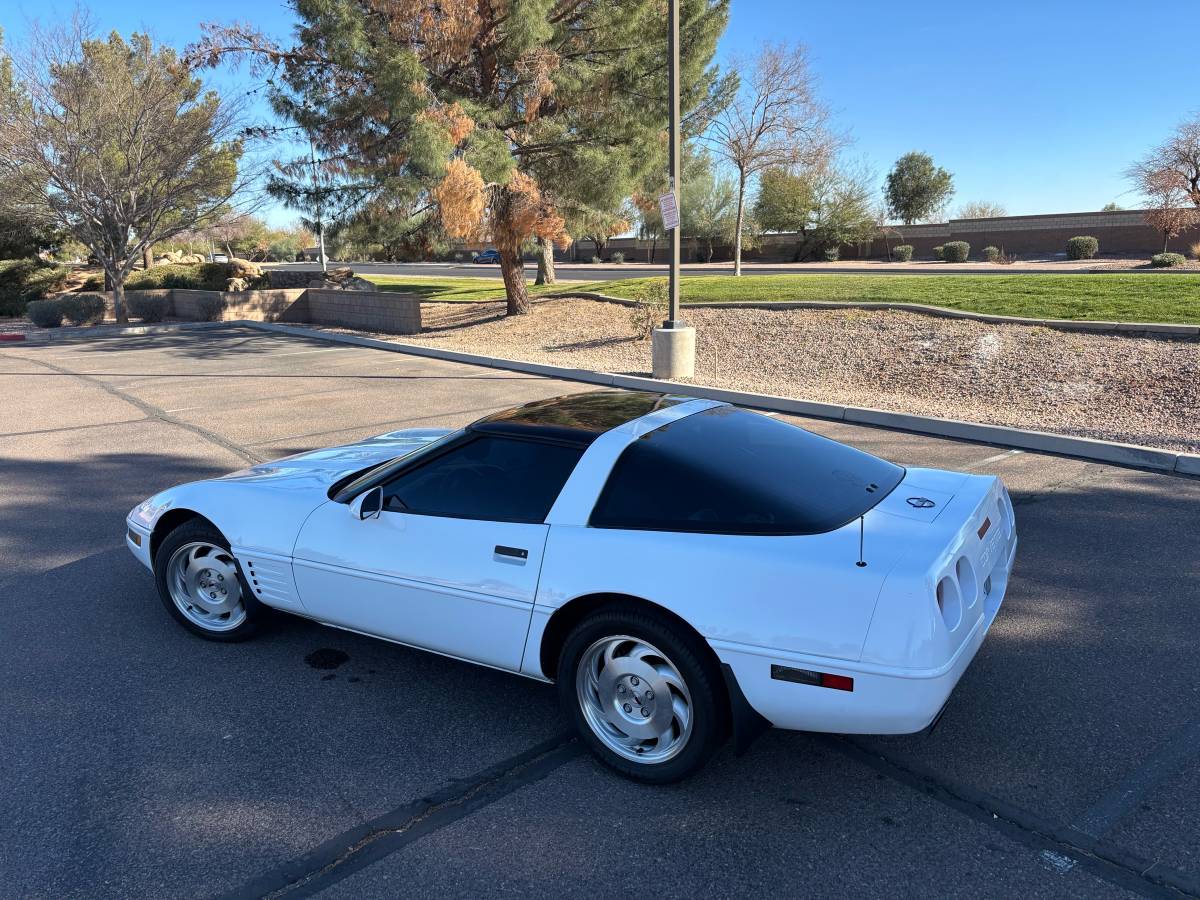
[469,391,691,446]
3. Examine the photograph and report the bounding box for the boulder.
[229,257,262,278]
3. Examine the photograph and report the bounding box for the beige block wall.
[303,289,422,334]
[95,287,420,333]
[172,288,307,322]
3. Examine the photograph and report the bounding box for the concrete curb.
[5,320,228,344]
[551,291,1200,337]
[239,320,1200,477]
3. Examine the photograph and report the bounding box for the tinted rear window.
[589,407,904,535]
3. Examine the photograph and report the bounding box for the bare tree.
[1130,115,1200,210]
[705,43,834,275]
[955,200,1007,220]
[0,18,256,321]
[1137,168,1199,252]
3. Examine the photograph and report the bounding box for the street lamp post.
[651,0,696,380]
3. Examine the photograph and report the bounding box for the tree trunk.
[649,237,657,264]
[734,168,747,276]
[705,239,714,263]
[1163,232,1170,252]
[499,245,530,315]
[534,236,556,285]
[112,277,128,324]
[143,245,154,270]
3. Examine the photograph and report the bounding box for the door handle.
[494,545,528,560]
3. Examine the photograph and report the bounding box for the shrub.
[611,251,625,264]
[892,245,913,262]
[591,255,602,264]
[628,278,669,340]
[127,293,167,322]
[0,258,72,317]
[1150,252,1187,268]
[932,245,945,260]
[58,293,107,325]
[126,261,254,292]
[195,295,225,321]
[824,246,840,261]
[1188,240,1200,260]
[1066,236,1099,260]
[941,241,970,262]
[983,246,1001,263]
[81,274,104,291]
[26,298,64,327]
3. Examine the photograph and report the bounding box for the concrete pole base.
[651,325,695,380]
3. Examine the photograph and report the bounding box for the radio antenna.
[856,515,867,568]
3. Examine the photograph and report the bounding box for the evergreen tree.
[195,0,731,314]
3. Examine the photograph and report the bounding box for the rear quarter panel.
[530,516,917,671]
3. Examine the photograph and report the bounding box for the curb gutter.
[240,320,1199,477]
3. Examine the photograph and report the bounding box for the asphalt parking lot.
[1,325,1197,899]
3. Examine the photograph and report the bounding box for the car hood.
[217,427,454,490]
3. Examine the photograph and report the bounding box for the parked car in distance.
[473,248,500,264]
[126,392,1017,783]
[209,253,229,263]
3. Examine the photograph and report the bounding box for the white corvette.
[127,392,1017,782]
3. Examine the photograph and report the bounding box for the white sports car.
[127,392,1017,782]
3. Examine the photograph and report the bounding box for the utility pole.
[651,0,695,380]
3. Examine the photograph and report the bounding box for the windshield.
[329,429,462,501]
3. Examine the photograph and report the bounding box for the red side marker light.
[819,673,855,692]
[771,665,854,692]
[977,517,991,540]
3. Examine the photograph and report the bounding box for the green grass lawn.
[364,272,1200,324]
[365,274,571,302]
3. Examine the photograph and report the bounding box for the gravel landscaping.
[384,298,1200,452]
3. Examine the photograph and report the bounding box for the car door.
[291,434,583,671]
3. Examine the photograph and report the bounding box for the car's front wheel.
[558,606,726,783]
[153,519,264,642]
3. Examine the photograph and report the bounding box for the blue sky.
[5,0,1197,225]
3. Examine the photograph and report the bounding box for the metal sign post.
[651,0,695,379]
[666,0,682,328]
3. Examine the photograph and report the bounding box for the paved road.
[2,326,1198,899]
[268,260,1155,280]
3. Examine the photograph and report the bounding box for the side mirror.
[350,486,384,520]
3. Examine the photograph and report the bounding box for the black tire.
[153,519,265,642]
[558,604,727,784]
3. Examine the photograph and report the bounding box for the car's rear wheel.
[154,520,263,642]
[558,606,726,783]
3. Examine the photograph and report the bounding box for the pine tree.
[195,0,731,314]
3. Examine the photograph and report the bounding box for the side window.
[381,436,583,523]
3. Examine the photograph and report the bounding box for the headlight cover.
[129,494,170,529]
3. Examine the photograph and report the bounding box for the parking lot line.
[1075,721,1200,840]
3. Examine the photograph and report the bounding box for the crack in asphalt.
[829,736,1200,899]
[7,350,264,465]
[221,734,582,900]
